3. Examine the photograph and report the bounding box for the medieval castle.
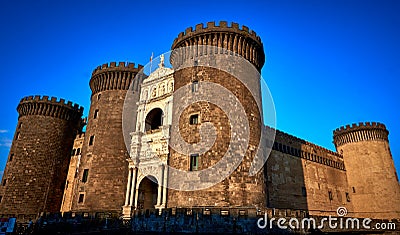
[0,21,399,226]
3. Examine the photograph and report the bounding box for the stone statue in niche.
[159,54,164,68]
[161,84,165,95]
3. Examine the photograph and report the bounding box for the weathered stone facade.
[267,129,353,216]
[60,133,85,213]
[70,62,143,213]
[167,66,265,208]
[0,21,399,224]
[334,122,400,219]
[168,21,266,208]
[0,96,83,220]
[122,58,174,218]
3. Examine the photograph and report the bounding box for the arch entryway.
[145,108,163,131]
[137,176,158,210]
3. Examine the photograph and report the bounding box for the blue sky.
[0,0,399,176]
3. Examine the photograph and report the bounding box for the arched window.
[145,108,163,131]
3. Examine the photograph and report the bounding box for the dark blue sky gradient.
[0,0,399,175]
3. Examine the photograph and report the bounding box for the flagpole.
[149,52,153,74]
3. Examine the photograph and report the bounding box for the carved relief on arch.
[168,81,174,92]
[160,83,166,95]
[142,89,148,100]
[151,86,157,98]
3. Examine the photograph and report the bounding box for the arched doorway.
[137,176,158,210]
[145,108,163,131]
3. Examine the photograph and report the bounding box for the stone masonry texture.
[0,96,83,220]
[0,22,399,224]
[71,62,143,213]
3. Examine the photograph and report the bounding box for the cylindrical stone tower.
[167,21,267,208]
[333,122,400,219]
[0,96,83,220]
[71,62,143,213]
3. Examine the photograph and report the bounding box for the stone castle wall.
[71,62,143,212]
[334,122,400,219]
[0,96,83,220]
[267,129,353,216]
[60,133,85,213]
[167,66,265,208]
[168,21,266,209]
[1,22,399,224]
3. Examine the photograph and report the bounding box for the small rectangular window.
[18,123,22,129]
[89,136,94,146]
[78,194,85,203]
[346,192,351,202]
[9,154,14,161]
[0,196,2,203]
[2,179,6,186]
[97,94,101,100]
[302,187,307,197]
[190,154,199,171]
[190,114,199,125]
[15,132,20,140]
[82,169,89,183]
[71,149,76,156]
[192,81,199,92]
[352,187,356,193]
[328,191,333,201]
[94,109,99,119]
[76,148,81,155]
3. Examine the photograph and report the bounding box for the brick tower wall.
[333,122,400,219]
[0,96,83,220]
[167,21,266,208]
[71,62,143,213]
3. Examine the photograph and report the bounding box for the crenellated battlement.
[20,95,83,110]
[333,122,389,147]
[171,21,265,71]
[266,126,343,158]
[17,95,84,122]
[173,21,262,46]
[265,126,345,171]
[89,61,144,95]
[334,121,387,135]
[91,61,144,76]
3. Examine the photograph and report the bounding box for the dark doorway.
[137,177,158,210]
[145,108,163,131]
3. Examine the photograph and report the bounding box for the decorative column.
[156,185,162,206]
[161,164,168,207]
[129,167,137,206]
[134,187,140,209]
[122,160,139,219]
[124,168,132,206]
[156,165,163,206]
